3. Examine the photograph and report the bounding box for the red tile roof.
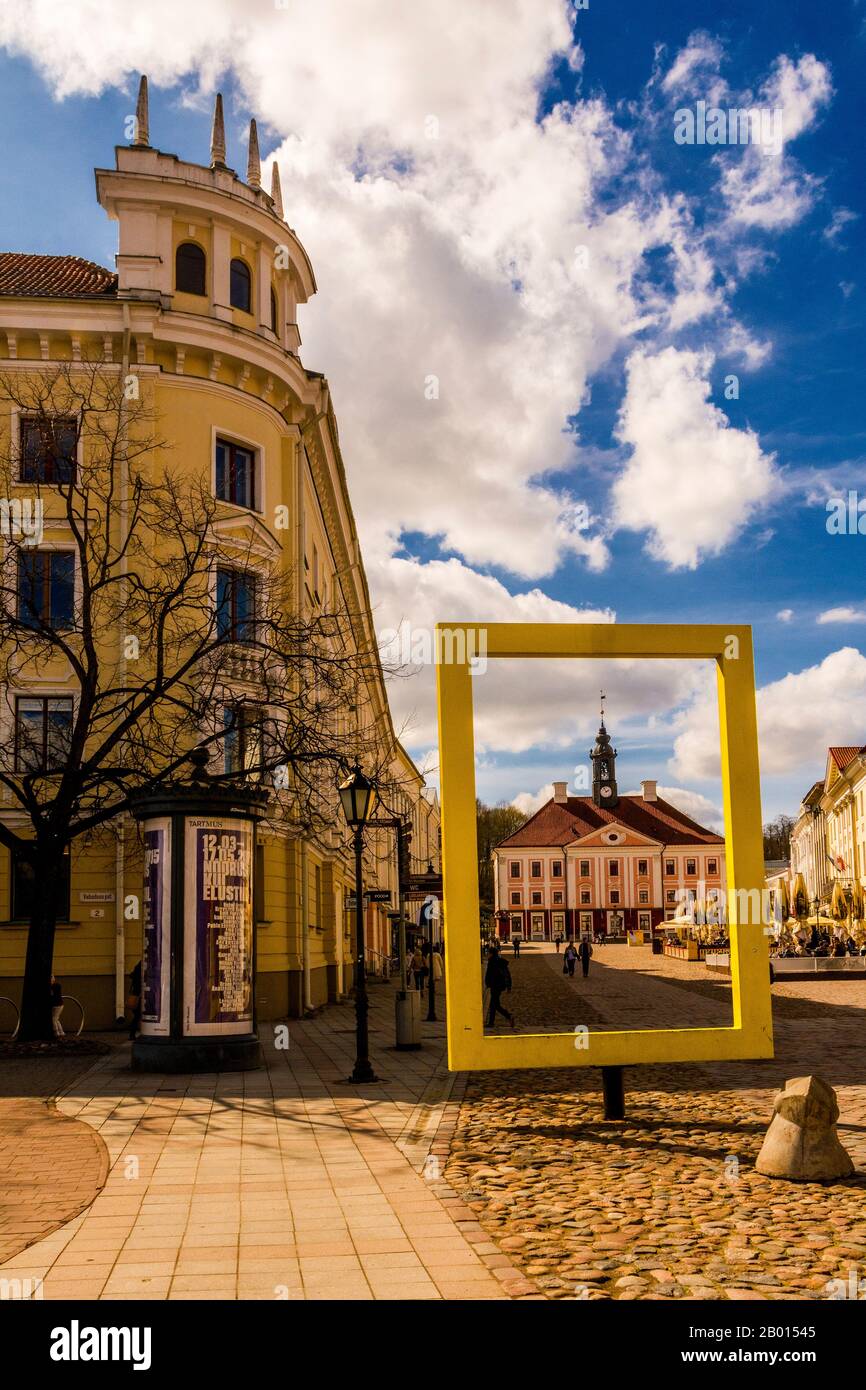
[498,794,724,849]
[828,746,863,772]
[0,253,117,299]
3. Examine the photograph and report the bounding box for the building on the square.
[788,746,865,911]
[492,711,725,939]
[0,81,438,1027]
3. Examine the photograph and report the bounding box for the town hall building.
[493,709,725,940]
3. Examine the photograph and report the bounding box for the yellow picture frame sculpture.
[435,623,773,1072]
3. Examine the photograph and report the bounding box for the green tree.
[476,799,527,919]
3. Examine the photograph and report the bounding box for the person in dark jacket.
[485,948,514,1028]
[579,937,592,978]
[128,960,142,1040]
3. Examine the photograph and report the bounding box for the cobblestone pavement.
[448,944,866,1301]
[0,1049,112,1266]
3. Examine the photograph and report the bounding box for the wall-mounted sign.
[141,818,171,1037]
[365,889,392,904]
[79,891,115,902]
[183,817,254,1037]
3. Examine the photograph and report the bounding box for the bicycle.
[0,995,20,1039]
[0,994,85,1038]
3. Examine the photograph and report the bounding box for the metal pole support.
[601,1065,625,1120]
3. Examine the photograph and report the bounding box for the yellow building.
[0,82,438,1029]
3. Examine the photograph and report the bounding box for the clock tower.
[590,693,619,809]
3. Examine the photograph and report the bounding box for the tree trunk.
[17,848,64,1042]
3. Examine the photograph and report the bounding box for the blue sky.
[0,0,864,829]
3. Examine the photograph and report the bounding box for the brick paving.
[0,986,534,1301]
[0,1051,112,1267]
[3,949,865,1302]
[446,944,866,1300]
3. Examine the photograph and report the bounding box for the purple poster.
[140,818,170,1037]
[183,818,254,1035]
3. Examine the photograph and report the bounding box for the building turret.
[590,692,619,809]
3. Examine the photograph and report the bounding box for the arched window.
[175,242,206,296]
[270,287,278,334]
[230,258,252,313]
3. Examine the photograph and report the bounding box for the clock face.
[600,786,613,798]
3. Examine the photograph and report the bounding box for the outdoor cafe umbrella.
[830,880,850,923]
[850,880,865,922]
[790,873,809,918]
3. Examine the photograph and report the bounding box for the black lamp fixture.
[338,766,379,1084]
[338,767,377,827]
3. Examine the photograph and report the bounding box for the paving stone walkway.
[446,944,866,1301]
[0,1054,111,1267]
[0,986,533,1301]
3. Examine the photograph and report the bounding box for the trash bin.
[395,987,421,1049]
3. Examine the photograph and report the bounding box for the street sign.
[365,889,392,903]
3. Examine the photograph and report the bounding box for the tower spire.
[247,119,261,188]
[133,75,149,147]
[590,698,618,809]
[210,93,227,168]
[270,160,284,219]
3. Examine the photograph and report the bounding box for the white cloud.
[671,646,866,781]
[823,208,858,244]
[777,608,794,623]
[611,346,780,569]
[661,32,726,98]
[717,54,832,231]
[626,784,723,831]
[512,784,555,816]
[817,606,866,625]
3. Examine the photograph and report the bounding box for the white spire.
[133,75,149,147]
[210,93,226,167]
[270,160,284,219]
[247,119,261,188]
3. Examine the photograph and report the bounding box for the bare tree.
[0,363,393,1039]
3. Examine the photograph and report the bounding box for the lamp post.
[338,767,378,1084]
[424,861,438,1023]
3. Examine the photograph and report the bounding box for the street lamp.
[338,767,378,1084]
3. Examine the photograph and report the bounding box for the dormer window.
[176,242,206,296]
[230,258,252,313]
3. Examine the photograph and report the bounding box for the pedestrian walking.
[410,944,425,994]
[564,941,577,977]
[484,947,515,1028]
[555,934,562,953]
[579,937,593,978]
[512,936,520,957]
[128,959,142,1040]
